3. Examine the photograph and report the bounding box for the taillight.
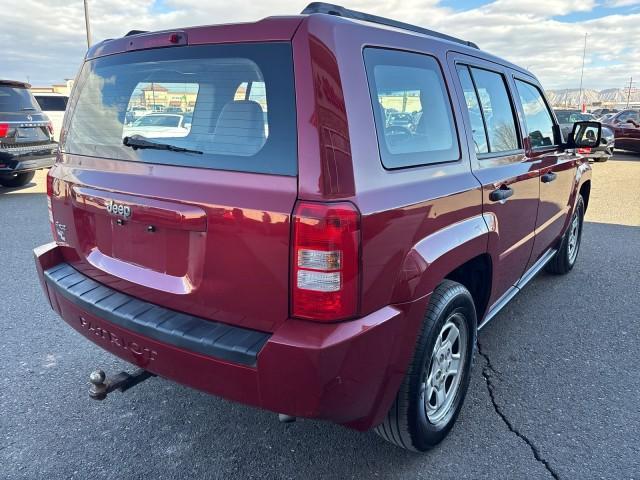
[46,172,55,237]
[577,147,592,154]
[0,123,9,137]
[292,201,360,321]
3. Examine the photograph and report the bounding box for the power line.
[625,77,634,109]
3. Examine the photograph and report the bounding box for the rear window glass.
[0,86,41,113]
[364,48,460,169]
[63,43,297,176]
[35,96,68,111]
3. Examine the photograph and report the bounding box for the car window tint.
[456,65,488,154]
[515,80,555,148]
[469,67,519,153]
[35,96,68,111]
[364,48,460,168]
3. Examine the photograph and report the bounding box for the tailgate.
[50,39,298,333]
[51,160,296,333]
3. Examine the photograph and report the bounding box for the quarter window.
[364,48,460,168]
[515,80,555,148]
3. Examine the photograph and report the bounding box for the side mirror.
[566,121,601,149]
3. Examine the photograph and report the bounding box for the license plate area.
[17,127,39,138]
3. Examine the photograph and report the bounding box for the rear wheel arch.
[390,215,492,304]
[444,253,492,322]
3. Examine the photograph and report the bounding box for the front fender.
[390,213,494,303]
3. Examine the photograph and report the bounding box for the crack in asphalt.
[477,342,561,480]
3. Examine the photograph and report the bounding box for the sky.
[2,0,639,91]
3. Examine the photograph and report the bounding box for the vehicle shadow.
[611,151,640,162]
[0,181,38,194]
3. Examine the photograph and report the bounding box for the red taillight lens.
[292,201,360,321]
[46,171,55,237]
[577,147,592,154]
[0,123,9,137]
[46,171,54,197]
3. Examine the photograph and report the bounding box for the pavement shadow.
[0,181,38,194]
[611,151,640,162]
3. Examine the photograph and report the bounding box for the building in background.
[31,79,74,96]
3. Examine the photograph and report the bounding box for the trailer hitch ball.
[89,369,108,400]
[88,368,155,401]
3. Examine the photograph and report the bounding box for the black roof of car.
[0,80,31,88]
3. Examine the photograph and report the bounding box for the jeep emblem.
[106,200,131,218]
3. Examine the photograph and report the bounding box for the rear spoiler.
[0,80,31,89]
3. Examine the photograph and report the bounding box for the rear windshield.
[63,43,297,176]
[0,86,41,113]
[35,95,68,111]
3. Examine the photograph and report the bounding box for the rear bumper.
[34,243,427,430]
[0,143,57,175]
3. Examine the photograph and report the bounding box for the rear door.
[511,78,578,271]
[50,41,298,333]
[449,54,538,306]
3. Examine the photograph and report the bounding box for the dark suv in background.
[0,80,57,187]
[34,3,600,451]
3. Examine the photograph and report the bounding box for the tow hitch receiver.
[88,369,155,400]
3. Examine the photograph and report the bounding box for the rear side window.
[514,80,555,148]
[462,66,519,154]
[64,43,297,176]
[457,66,488,154]
[364,48,460,169]
[35,96,68,111]
[0,86,41,113]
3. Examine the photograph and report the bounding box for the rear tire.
[0,171,35,188]
[374,280,476,451]
[546,194,585,274]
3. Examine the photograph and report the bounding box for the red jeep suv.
[34,3,599,451]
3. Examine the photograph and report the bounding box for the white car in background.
[33,92,68,142]
[123,113,192,138]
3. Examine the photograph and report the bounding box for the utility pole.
[578,32,587,111]
[83,0,92,49]
[625,77,634,109]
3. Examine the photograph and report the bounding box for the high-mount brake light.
[292,202,360,321]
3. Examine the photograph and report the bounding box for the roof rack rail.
[301,2,479,49]
[125,30,148,37]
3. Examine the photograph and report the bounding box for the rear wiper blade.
[123,135,202,154]
[21,107,37,111]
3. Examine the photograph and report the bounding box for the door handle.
[489,185,514,202]
[541,172,557,183]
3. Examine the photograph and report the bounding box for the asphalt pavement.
[1,153,639,480]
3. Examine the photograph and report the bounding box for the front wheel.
[375,280,476,451]
[0,171,35,188]
[546,194,585,274]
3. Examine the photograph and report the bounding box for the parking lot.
[1,153,639,480]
